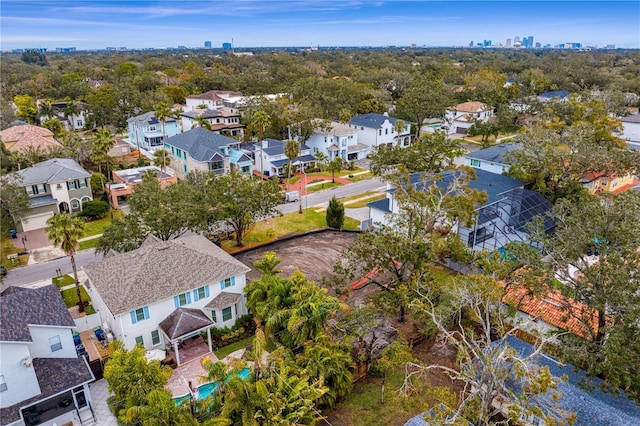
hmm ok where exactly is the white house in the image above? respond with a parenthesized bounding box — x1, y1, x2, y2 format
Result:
(250, 139, 316, 177)
(12, 159, 92, 232)
(367, 168, 553, 252)
(444, 102, 494, 135)
(304, 121, 368, 161)
(127, 111, 181, 152)
(0, 286, 95, 426)
(182, 90, 245, 138)
(619, 114, 640, 144)
(463, 142, 521, 175)
(185, 90, 244, 111)
(348, 112, 412, 149)
(83, 234, 251, 365)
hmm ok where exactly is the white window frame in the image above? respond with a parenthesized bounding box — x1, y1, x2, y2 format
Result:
(222, 306, 233, 322)
(50, 335, 62, 352)
(151, 330, 160, 346)
(0, 375, 7, 392)
(135, 335, 144, 346)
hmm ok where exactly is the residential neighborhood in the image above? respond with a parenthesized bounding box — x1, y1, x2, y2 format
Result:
(1, 44, 640, 426)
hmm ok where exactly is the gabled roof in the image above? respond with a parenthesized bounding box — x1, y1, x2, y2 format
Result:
(205, 291, 241, 310)
(16, 158, 91, 186)
(262, 139, 311, 157)
(349, 113, 405, 129)
(450, 101, 491, 113)
(164, 128, 238, 162)
(127, 111, 177, 126)
(499, 336, 640, 425)
(465, 142, 521, 164)
(83, 234, 250, 315)
(0, 124, 62, 154)
(187, 90, 243, 101)
(0, 285, 76, 342)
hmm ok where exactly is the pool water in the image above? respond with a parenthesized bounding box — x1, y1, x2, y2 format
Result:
(174, 367, 251, 404)
(426, 123, 442, 129)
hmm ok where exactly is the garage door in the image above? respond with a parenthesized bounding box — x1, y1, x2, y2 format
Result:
(21, 212, 54, 232)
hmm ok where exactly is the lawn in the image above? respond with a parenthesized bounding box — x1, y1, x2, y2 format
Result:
(81, 210, 123, 238)
(0, 237, 29, 270)
(214, 336, 254, 359)
(342, 192, 386, 209)
(78, 237, 100, 251)
(52, 274, 75, 289)
(306, 181, 342, 193)
(326, 368, 443, 426)
(61, 286, 96, 315)
(221, 209, 360, 253)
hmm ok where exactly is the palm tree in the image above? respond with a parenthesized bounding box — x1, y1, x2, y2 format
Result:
(90, 129, 115, 192)
(172, 107, 185, 132)
(200, 358, 228, 394)
(327, 157, 343, 183)
(314, 151, 328, 172)
(63, 102, 80, 128)
(393, 119, 407, 142)
(284, 139, 300, 183)
(154, 101, 172, 147)
(124, 389, 198, 425)
(38, 99, 56, 123)
(153, 148, 171, 175)
(45, 214, 86, 313)
(194, 115, 212, 130)
(251, 110, 270, 174)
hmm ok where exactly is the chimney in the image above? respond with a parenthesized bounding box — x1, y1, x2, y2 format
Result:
(383, 112, 389, 117)
(262, 139, 269, 148)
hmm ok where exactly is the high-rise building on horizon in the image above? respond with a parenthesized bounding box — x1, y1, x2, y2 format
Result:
(222, 42, 232, 50)
(514, 36, 520, 44)
(506, 38, 511, 47)
(204, 41, 212, 48)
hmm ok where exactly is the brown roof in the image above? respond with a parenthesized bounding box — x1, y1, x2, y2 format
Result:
(205, 291, 241, 310)
(187, 90, 243, 101)
(83, 234, 250, 315)
(0, 124, 62, 154)
(159, 307, 213, 340)
(502, 284, 602, 340)
(451, 101, 490, 113)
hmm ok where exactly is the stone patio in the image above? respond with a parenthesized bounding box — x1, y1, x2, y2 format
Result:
(166, 353, 217, 398)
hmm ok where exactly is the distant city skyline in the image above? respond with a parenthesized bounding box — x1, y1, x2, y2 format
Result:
(1, 1, 638, 51)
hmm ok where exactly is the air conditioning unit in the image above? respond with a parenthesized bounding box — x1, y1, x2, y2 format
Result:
(22, 357, 33, 367)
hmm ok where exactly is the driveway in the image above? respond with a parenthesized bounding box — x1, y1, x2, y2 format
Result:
(10, 228, 52, 251)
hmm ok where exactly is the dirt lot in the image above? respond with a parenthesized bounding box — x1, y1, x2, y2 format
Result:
(233, 230, 358, 286)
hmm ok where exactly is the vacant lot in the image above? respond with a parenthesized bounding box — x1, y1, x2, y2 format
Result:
(233, 230, 358, 284)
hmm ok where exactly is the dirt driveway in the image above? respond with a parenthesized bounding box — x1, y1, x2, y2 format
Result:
(233, 230, 358, 286)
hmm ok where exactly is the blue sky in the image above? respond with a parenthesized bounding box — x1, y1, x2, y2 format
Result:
(1, 1, 638, 50)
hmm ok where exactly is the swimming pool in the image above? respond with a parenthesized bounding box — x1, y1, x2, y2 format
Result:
(174, 367, 251, 404)
(426, 123, 441, 129)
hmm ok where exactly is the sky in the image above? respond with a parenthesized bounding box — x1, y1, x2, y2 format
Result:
(1, 1, 639, 51)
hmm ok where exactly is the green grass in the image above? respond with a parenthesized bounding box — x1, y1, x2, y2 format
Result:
(79, 237, 100, 251)
(343, 194, 385, 209)
(306, 182, 343, 193)
(60, 286, 96, 315)
(80, 210, 123, 238)
(214, 336, 254, 359)
(347, 171, 373, 182)
(327, 368, 440, 426)
(0, 237, 28, 270)
(52, 274, 75, 289)
(221, 209, 359, 252)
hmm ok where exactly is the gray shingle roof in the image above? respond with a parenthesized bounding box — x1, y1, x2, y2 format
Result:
(159, 307, 213, 340)
(464, 142, 521, 164)
(0, 357, 94, 425)
(205, 291, 241, 310)
(164, 128, 238, 162)
(349, 113, 404, 129)
(127, 111, 177, 126)
(16, 158, 90, 186)
(502, 336, 640, 425)
(83, 234, 250, 315)
(0, 285, 76, 342)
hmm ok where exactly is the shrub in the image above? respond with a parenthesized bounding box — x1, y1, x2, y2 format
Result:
(80, 200, 110, 219)
(326, 196, 345, 229)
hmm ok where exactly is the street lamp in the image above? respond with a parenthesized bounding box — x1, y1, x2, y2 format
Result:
(299, 165, 305, 214)
(21, 237, 27, 251)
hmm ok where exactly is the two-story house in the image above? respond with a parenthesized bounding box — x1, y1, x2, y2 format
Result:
(304, 121, 368, 161)
(444, 101, 494, 135)
(367, 168, 553, 252)
(36, 100, 87, 131)
(464, 142, 520, 175)
(13, 159, 92, 232)
(0, 286, 95, 426)
(348, 113, 412, 149)
(184, 90, 244, 111)
(163, 128, 253, 180)
(251, 139, 316, 177)
(579, 171, 640, 195)
(182, 90, 245, 138)
(127, 111, 181, 152)
(83, 235, 250, 366)
(106, 166, 178, 209)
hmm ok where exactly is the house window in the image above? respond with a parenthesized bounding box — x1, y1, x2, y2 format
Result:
(193, 285, 210, 301)
(378, 129, 382, 135)
(385, 128, 388, 135)
(27, 183, 46, 195)
(220, 277, 235, 290)
(151, 330, 160, 346)
(49, 335, 62, 352)
(79, 179, 87, 188)
(211, 310, 217, 323)
(177, 293, 189, 306)
(0, 375, 6, 392)
(70, 199, 80, 210)
(176, 148, 182, 158)
(183, 164, 187, 174)
(81, 196, 91, 204)
(222, 306, 233, 322)
(135, 336, 144, 346)
(130, 306, 150, 324)
(471, 159, 481, 167)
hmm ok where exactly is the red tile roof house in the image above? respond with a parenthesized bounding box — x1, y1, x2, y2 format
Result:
(0, 124, 62, 156)
(83, 234, 250, 366)
(0, 286, 95, 426)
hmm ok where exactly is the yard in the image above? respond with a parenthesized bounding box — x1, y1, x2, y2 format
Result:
(0, 237, 28, 270)
(61, 286, 96, 315)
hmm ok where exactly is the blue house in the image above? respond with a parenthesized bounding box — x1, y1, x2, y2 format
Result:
(127, 111, 181, 152)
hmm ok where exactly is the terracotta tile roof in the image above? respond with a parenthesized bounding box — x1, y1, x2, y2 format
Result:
(0, 124, 62, 154)
(501, 283, 601, 340)
(83, 234, 250, 315)
(610, 176, 640, 194)
(451, 101, 490, 113)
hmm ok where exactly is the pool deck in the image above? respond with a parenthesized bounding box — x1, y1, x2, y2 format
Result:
(166, 353, 216, 398)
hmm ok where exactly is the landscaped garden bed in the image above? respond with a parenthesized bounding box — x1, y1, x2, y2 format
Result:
(61, 286, 96, 315)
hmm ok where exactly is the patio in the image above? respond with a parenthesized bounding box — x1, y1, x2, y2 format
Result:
(166, 351, 217, 398)
(166, 334, 212, 366)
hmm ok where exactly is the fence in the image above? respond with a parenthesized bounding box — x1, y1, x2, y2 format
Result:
(74, 312, 102, 332)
